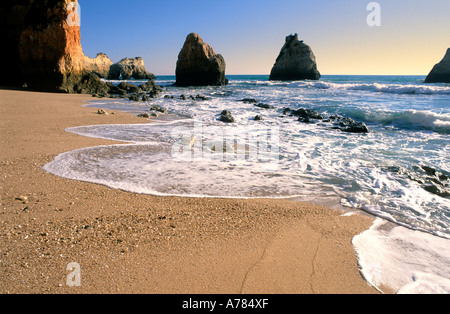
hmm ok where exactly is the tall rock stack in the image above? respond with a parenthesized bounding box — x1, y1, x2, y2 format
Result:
(175, 33, 228, 87)
(425, 48, 450, 83)
(270, 34, 321, 81)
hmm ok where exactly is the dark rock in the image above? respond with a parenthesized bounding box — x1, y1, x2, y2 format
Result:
(270, 34, 321, 81)
(150, 105, 168, 114)
(421, 165, 437, 176)
(423, 183, 450, 198)
(291, 108, 323, 120)
(118, 82, 141, 94)
(254, 115, 264, 121)
(335, 117, 369, 133)
(219, 110, 235, 123)
(175, 33, 228, 86)
(241, 98, 258, 104)
(139, 80, 155, 92)
(282, 108, 291, 115)
(74, 73, 110, 96)
(425, 48, 450, 83)
(298, 117, 312, 123)
(254, 103, 275, 109)
(195, 94, 209, 101)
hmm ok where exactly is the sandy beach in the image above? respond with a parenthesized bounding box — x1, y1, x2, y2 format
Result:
(0, 88, 384, 294)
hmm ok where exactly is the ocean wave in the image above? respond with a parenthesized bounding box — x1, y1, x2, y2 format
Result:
(353, 109, 450, 134)
(288, 81, 450, 95)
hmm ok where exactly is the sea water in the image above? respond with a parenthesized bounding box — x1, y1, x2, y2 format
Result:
(43, 75, 450, 293)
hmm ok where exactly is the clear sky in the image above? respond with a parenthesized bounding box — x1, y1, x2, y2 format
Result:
(79, 0, 450, 76)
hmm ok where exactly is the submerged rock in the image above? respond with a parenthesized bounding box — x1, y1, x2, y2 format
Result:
(175, 33, 228, 87)
(270, 34, 321, 81)
(150, 105, 168, 114)
(254, 103, 275, 109)
(254, 115, 264, 121)
(334, 117, 369, 133)
(425, 48, 450, 83)
(219, 110, 235, 123)
(240, 98, 258, 104)
(284, 107, 369, 133)
(291, 108, 324, 120)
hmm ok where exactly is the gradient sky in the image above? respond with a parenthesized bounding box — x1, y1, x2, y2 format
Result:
(80, 0, 450, 75)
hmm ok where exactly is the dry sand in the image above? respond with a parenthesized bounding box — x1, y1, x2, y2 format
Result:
(0, 88, 384, 294)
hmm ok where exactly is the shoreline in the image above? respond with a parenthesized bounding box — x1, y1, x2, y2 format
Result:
(0, 88, 386, 294)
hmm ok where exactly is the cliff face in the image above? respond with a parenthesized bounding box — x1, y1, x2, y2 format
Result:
(16, 0, 87, 92)
(0, 0, 32, 86)
(0, 0, 113, 92)
(175, 33, 228, 87)
(425, 48, 450, 83)
(270, 34, 321, 81)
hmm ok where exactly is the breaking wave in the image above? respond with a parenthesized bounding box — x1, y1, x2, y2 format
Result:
(289, 81, 450, 95)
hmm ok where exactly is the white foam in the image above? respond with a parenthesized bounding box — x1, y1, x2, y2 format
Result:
(353, 218, 450, 294)
(289, 81, 450, 95)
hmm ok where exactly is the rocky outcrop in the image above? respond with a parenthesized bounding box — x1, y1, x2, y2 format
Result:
(425, 48, 450, 83)
(84, 53, 113, 78)
(270, 34, 321, 81)
(175, 33, 228, 87)
(0, 0, 160, 96)
(108, 57, 155, 80)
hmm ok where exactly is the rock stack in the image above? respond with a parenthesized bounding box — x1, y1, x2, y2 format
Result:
(270, 34, 321, 81)
(108, 57, 156, 80)
(175, 33, 228, 87)
(425, 48, 450, 83)
(84, 53, 114, 79)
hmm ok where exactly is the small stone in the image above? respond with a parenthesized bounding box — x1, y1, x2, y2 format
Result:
(97, 109, 108, 115)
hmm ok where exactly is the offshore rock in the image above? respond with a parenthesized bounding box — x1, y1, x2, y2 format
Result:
(84, 53, 113, 78)
(175, 33, 228, 87)
(425, 48, 450, 83)
(270, 34, 321, 81)
(108, 57, 156, 80)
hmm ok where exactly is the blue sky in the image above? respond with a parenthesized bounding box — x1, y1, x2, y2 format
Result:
(80, 0, 450, 75)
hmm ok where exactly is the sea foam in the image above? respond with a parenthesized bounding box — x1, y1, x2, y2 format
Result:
(353, 218, 450, 294)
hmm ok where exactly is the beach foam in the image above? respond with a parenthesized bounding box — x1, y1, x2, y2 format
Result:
(353, 218, 450, 294)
